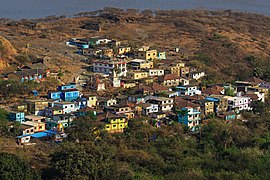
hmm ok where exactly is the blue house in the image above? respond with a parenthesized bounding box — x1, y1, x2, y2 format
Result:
(9, 112, 25, 123)
(48, 91, 61, 100)
(57, 83, 76, 91)
(177, 107, 201, 128)
(218, 111, 236, 121)
(61, 89, 80, 101)
(48, 83, 80, 102)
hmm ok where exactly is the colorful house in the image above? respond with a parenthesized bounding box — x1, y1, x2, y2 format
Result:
(218, 111, 236, 121)
(197, 99, 215, 117)
(178, 107, 201, 128)
(127, 71, 149, 80)
(7, 69, 50, 82)
(116, 46, 131, 54)
(9, 112, 25, 123)
(45, 106, 63, 117)
(103, 115, 128, 133)
(136, 49, 158, 60)
(128, 59, 154, 70)
(21, 121, 46, 133)
(48, 84, 80, 102)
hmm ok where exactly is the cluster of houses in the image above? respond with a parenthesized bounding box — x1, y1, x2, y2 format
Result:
(5, 36, 269, 145)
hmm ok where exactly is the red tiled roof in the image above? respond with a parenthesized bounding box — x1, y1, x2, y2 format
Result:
(163, 74, 181, 81)
(151, 82, 169, 92)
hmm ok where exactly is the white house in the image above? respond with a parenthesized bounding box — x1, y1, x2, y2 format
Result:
(226, 96, 252, 111)
(53, 102, 78, 114)
(93, 60, 127, 77)
(176, 85, 201, 96)
(189, 71, 205, 80)
(139, 103, 159, 115)
(146, 96, 174, 112)
(148, 69, 165, 77)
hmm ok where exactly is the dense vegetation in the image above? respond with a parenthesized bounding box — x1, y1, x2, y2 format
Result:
(35, 111, 270, 179)
(1, 106, 270, 179)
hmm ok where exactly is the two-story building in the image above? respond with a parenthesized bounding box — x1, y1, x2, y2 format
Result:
(101, 114, 128, 133)
(136, 49, 157, 60)
(146, 96, 174, 112)
(177, 107, 201, 128)
(128, 59, 154, 70)
(225, 96, 252, 112)
(93, 60, 127, 77)
(176, 85, 201, 96)
(197, 99, 215, 117)
(26, 99, 49, 116)
(48, 83, 80, 102)
(116, 46, 131, 54)
(9, 112, 25, 123)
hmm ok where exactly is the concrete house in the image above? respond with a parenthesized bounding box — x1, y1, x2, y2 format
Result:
(93, 60, 127, 77)
(26, 99, 49, 116)
(177, 107, 201, 128)
(146, 96, 174, 112)
(189, 71, 205, 80)
(128, 59, 154, 70)
(148, 69, 164, 77)
(176, 85, 201, 96)
(9, 112, 25, 123)
(138, 103, 159, 115)
(197, 99, 215, 117)
(225, 96, 252, 112)
(127, 71, 148, 80)
(159, 74, 189, 87)
(116, 46, 131, 54)
(136, 49, 158, 60)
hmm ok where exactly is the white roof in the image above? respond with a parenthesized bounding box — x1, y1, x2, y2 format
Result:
(130, 59, 146, 63)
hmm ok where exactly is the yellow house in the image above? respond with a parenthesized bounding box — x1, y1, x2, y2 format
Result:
(158, 61, 185, 76)
(22, 121, 46, 133)
(198, 99, 215, 116)
(116, 46, 131, 54)
(105, 116, 128, 133)
(137, 49, 158, 60)
(127, 71, 148, 80)
(14, 104, 28, 113)
(101, 47, 114, 57)
(123, 82, 136, 89)
(152, 112, 166, 119)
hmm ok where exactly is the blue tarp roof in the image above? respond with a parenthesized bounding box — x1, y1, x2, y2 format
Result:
(205, 97, 219, 102)
(17, 130, 58, 139)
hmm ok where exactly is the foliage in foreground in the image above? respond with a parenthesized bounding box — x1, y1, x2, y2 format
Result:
(40, 113, 270, 179)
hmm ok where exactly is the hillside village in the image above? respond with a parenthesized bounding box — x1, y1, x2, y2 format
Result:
(2, 35, 268, 145)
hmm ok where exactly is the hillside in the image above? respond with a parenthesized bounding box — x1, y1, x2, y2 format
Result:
(0, 9, 270, 82)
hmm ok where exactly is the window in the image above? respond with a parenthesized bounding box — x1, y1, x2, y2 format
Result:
(113, 125, 116, 127)
(71, 105, 73, 107)
(39, 126, 43, 129)
(31, 129, 34, 132)
(106, 125, 110, 128)
(65, 106, 67, 108)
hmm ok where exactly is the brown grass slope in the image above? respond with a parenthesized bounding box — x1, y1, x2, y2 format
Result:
(0, 9, 269, 82)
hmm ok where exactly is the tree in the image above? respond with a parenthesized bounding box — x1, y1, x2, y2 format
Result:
(0, 152, 41, 180)
(49, 142, 115, 179)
